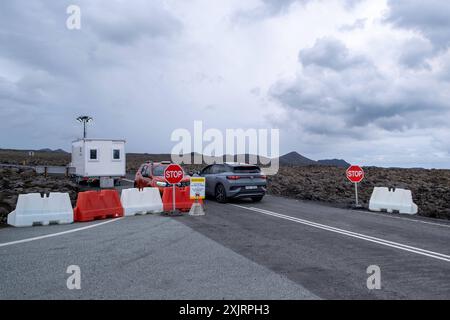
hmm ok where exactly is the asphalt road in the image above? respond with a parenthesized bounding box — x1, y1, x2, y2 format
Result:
(0, 183, 449, 299)
(181, 196, 450, 299)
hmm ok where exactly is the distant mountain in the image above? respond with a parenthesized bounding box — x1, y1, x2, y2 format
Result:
(279, 152, 316, 166)
(278, 152, 350, 168)
(317, 159, 350, 168)
(53, 149, 69, 153)
(36, 148, 68, 153)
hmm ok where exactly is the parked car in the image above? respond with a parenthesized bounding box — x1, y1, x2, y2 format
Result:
(134, 161, 190, 194)
(199, 163, 267, 203)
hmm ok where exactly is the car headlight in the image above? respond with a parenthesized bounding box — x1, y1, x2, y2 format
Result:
(156, 181, 168, 187)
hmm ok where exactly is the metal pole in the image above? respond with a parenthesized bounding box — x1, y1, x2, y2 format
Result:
(355, 182, 359, 206)
(172, 184, 176, 212)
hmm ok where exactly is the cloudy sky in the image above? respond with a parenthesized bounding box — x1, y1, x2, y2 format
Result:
(1, 0, 450, 168)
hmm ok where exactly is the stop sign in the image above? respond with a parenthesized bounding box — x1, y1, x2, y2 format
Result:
(164, 164, 184, 184)
(346, 165, 364, 183)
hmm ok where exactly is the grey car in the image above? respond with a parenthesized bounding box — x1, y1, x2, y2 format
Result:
(199, 163, 267, 203)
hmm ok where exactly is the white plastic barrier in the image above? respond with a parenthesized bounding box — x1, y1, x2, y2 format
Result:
(369, 187, 418, 215)
(7, 193, 74, 227)
(121, 187, 163, 216)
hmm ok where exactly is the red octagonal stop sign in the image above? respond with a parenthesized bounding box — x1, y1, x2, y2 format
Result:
(164, 164, 184, 184)
(346, 165, 364, 183)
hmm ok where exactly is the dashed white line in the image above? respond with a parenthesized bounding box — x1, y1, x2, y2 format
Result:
(232, 204, 450, 263)
(0, 218, 124, 248)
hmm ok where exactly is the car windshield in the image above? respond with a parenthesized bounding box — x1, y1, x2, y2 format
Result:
(232, 166, 261, 173)
(152, 165, 167, 176)
(152, 165, 186, 176)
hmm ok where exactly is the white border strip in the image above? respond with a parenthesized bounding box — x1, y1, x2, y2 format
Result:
(0, 218, 123, 248)
(232, 205, 450, 263)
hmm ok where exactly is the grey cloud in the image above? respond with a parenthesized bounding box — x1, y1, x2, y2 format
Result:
(272, 38, 450, 137)
(250, 87, 261, 96)
(385, 0, 450, 50)
(438, 58, 450, 82)
(339, 18, 366, 32)
(261, 0, 363, 13)
(342, 0, 364, 9)
(0, 0, 184, 150)
(0, 71, 56, 106)
(1, 0, 449, 168)
(299, 37, 368, 70)
(86, 2, 182, 45)
(398, 37, 433, 69)
(234, 0, 305, 20)
(261, 0, 300, 15)
(0, 0, 181, 77)
(0, 1, 86, 77)
(239, 0, 364, 20)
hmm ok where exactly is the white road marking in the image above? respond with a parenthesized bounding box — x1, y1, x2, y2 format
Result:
(232, 204, 450, 263)
(282, 196, 450, 228)
(0, 218, 124, 248)
(355, 210, 450, 228)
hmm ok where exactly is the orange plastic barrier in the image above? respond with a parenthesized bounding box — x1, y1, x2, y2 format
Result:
(162, 186, 203, 212)
(74, 190, 124, 222)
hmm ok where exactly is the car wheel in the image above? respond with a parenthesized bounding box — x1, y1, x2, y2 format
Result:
(215, 184, 228, 203)
(251, 196, 264, 202)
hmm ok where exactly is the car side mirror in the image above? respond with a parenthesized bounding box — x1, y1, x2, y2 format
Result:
(190, 171, 200, 177)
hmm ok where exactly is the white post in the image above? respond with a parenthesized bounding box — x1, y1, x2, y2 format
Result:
(355, 182, 359, 207)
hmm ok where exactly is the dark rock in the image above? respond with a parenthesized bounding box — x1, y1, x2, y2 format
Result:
(0, 168, 79, 224)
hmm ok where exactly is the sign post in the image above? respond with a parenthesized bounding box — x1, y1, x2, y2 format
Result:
(164, 164, 184, 213)
(346, 165, 365, 207)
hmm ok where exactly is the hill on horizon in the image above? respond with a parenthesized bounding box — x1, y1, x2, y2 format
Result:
(0, 148, 349, 168)
(279, 151, 350, 168)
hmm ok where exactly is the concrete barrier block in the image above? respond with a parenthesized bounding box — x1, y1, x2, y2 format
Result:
(162, 186, 202, 212)
(7, 193, 74, 227)
(121, 188, 163, 216)
(369, 187, 418, 215)
(74, 190, 123, 222)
